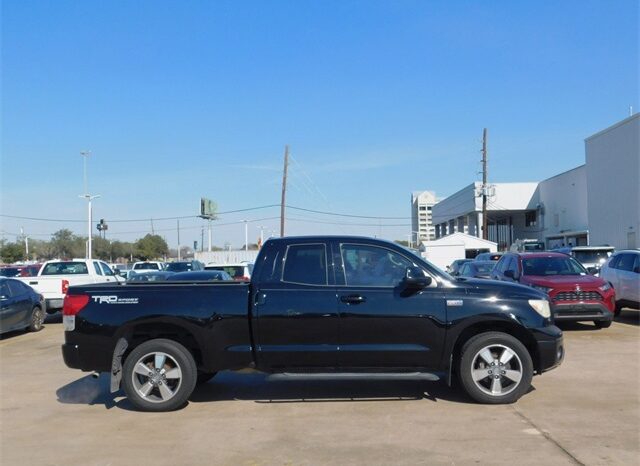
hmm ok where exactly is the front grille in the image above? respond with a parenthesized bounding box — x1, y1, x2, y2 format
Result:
(554, 291, 602, 302)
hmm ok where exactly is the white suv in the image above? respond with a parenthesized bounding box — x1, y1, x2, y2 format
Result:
(600, 250, 640, 315)
(204, 262, 253, 281)
(131, 261, 165, 274)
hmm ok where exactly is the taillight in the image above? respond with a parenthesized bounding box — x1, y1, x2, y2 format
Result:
(62, 294, 90, 316)
(61, 279, 70, 294)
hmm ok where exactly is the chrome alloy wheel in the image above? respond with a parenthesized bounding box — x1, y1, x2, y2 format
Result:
(470, 344, 523, 397)
(131, 352, 183, 403)
(31, 307, 45, 330)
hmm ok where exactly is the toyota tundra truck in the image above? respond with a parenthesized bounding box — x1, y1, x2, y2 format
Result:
(62, 236, 564, 412)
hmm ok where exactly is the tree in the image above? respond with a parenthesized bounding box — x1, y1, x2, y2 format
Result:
(50, 229, 85, 259)
(135, 234, 168, 260)
(0, 242, 25, 263)
(395, 240, 410, 247)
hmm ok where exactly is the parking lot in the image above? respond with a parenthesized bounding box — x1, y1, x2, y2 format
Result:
(0, 312, 638, 466)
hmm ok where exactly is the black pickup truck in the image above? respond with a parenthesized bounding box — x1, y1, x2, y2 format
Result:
(62, 236, 563, 411)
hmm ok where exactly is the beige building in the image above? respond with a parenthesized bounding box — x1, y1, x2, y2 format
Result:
(411, 191, 437, 244)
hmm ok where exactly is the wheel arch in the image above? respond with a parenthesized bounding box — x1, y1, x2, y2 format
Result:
(449, 320, 541, 375)
(116, 319, 207, 370)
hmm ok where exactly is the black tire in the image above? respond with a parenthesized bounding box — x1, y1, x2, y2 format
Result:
(196, 371, 217, 385)
(122, 339, 197, 412)
(614, 302, 623, 317)
(28, 306, 45, 332)
(594, 320, 612, 329)
(457, 332, 533, 404)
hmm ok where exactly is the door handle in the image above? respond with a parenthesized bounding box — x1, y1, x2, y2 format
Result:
(340, 294, 367, 305)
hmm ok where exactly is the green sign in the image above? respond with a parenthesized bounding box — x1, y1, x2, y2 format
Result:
(200, 198, 217, 219)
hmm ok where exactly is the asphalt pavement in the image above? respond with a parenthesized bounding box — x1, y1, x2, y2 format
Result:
(1, 311, 638, 465)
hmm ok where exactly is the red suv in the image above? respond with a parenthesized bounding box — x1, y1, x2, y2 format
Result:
(491, 252, 615, 328)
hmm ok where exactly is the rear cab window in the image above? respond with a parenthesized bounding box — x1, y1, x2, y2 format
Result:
(281, 244, 328, 286)
(41, 262, 89, 275)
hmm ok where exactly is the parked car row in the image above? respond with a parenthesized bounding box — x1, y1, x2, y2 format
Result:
(446, 247, 639, 327)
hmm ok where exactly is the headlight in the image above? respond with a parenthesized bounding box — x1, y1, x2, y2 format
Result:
(531, 285, 553, 295)
(528, 299, 551, 318)
(599, 283, 611, 292)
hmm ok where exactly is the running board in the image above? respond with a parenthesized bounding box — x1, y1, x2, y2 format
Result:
(268, 372, 440, 381)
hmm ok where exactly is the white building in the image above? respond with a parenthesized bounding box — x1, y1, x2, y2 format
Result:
(585, 113, 639, 250)
(411, 191, 437, 243)
(428, 113, 639, 251)
(532, 165, 589, 248)
(431, 182, 539, 250)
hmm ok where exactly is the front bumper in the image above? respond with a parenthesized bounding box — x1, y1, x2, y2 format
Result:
(531, 325, 564, 374)
(552, 303, 614, 322)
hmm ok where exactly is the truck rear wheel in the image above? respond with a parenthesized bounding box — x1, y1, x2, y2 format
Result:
(457, 332, 533, 404)
(122, 339, 197, 412)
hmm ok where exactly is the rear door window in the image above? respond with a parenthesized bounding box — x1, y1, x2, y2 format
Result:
(282, 244, 328, 286)
(617, 253, 636, 272)
(0, 282, 11, 298)
(7, 280, 26, 297)
(93, 262, 103, 275)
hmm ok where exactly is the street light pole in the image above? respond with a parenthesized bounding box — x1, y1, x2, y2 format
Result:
(79, 151, 99, 260)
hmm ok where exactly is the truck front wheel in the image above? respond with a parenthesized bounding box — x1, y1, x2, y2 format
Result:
(457, 332, 533, 404)
(122, 339, 197, 412)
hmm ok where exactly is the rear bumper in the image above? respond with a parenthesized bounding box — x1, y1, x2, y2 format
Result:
(531, 326, 564, 374)
(46, 298, 64, 312)
(552, 303, 614, 322)
(61, 343, 82, 370)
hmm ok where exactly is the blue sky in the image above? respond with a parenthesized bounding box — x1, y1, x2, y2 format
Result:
(2, 0, 638, 248)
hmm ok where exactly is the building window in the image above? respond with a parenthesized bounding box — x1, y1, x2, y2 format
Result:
(525, 211, 537, 227)
(419, 206, 427, 211)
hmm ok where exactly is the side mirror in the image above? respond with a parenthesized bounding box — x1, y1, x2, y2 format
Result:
(634, 267, 640, 274)
(504, 270, 519, 281)
(402, 267, 432, 290)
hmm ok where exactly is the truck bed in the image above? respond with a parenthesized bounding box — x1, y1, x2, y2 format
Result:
(63, 281, 254, 373)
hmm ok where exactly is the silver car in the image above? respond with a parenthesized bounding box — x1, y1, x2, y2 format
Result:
(600, 250, 640, 315)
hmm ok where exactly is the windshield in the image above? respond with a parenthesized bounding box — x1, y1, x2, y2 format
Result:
(474, 263, 495, 274)
(573, 250, 612, 264)
(133, 263, 160, 270)
(166, 262, 191, 272)
(522, 257, 587, 276)
(523, 242, 545, 251)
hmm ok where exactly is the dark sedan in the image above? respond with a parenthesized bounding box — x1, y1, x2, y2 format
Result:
(458, 260, 496, 279)
(0, 277, 46, 335)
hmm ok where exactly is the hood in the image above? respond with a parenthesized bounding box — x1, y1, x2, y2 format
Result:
(522, 274, 605, 288)
(453, 278, 546, 300)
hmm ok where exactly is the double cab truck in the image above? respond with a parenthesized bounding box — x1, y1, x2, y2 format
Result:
(62, 236, 564, 412)
(19, 259, 123, 313)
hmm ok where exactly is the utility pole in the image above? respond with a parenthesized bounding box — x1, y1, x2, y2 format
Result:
(177, 219, 181, 261)
(151, 218, 155, 235)
(481, 128, 488, 240)
(20, 227, 29, 261)
(208, 220, 212, 252)
(280, 145, 289, 237)
(244, 220, 248, 251)
(258, 226, 264, 245)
